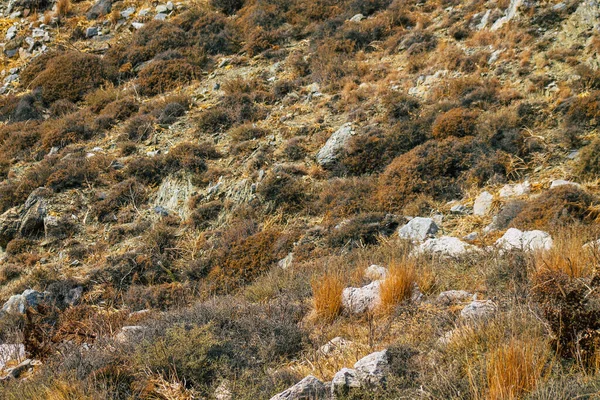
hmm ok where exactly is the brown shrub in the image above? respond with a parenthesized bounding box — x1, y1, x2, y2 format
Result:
(229, 124, 269, 142)
(95, 179, 147, 222)
(29, 52, 116, 104)
(564, 92, 600, 128)
(318, 177, 375, 219)
(126, 114, 156, 142)
(377, 137, 482, 211)
(311, 273, 343, 323)
(196, 108, 232, 133)
(575, 137, 600, 179)
(49, 99, 77, 118)
(95, 96, 140, 129)
(510, 186, 598, 230)
(189, 200, 223, 229)
(126, 156, 165, 185)
(164, 142, 209, 176)
(431, 107, 479, 139)
(327, 212, 398, 248)
(532, 270, 600, 369)
(257, 171, 307, 212)
(136, 60, 197, 96)
(45, 156, 99, 192)
(211, 0, 245, 15)
(209, 229, 284, 291)
(41, 110, 99, 150)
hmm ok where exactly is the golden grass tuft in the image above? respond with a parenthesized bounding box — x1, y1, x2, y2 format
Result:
(533, 229, 599, 278)
(485, 338, 547, 400)
(378, 258, 416, 314)
(55, 0, 71, 17)
(312, 273, 343, 323)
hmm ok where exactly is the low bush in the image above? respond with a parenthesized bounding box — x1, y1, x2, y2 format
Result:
(379, 258, 416, 314)
(575, 137, 600, 179)
(189, 200, 223, 229)
(41, 110, 99, 150)
(510, 186, 598, 230)
(125, 114, 155, 142)
(94, 179, 147, 222)
(229, 124, 269, 142)
(136, 60, 197, 96)
(431, 107, 479, 139)
(28, 52, 116, 104)
(377, 137, 484, 211)
(327, 212, 398, 248)
(257, 171, 307, 212)
(164, 142, 209, 175)
(211, 0, 245, 15)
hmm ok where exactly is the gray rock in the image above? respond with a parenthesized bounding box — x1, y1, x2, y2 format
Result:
(349, 13, 364, 22)
(398, 217, 438, 241)
(43, 216, 66, 240)
(450, 204, 469, 214)
(131, 22, 144, 29)
(473, 191, 493, 216)
(215, 380, 232, 400)
(342, 281, 381, 314)
(120, 6, 135, 18)
(269, 375, 328, 400)
(155, 4, 168, 13)
(86, 26, 98, 38)
(138, 8, 150, 16)
(320, 337, 351, 355)
(2, 289, 45, 314)
(3, 74, 18, 84)
(166, 1, 174, 11)
(331, 368, 361, 397)
(495, 228, 552, 252)
(354, 350, 389, 386)
(460, 300, 496, 320)
(491, 0, 524, 31)
(550, 179, 580, 189)
(19, 188, 47, 238)
(463, 232, 478, 241)
(115, 325, 146, 343)
(499, 181, 531, 198)
(277, 252, 294, 269)
(364, 264, 387, 281)
(86, 0, 112, 20)
(417, 236, 476, 257)
(0, 344, 25, 370)
(437, 290, 472, 305)
(316, 123, 354, 168)
(5, 26, 17, 41)
(65, 286, 83, 306)
(0, 207, 20, 248)
(31, 28, 45, 38)
(154, 12, 167, 20)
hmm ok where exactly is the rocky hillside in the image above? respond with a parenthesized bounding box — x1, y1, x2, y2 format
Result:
(1, 0, 600, 398)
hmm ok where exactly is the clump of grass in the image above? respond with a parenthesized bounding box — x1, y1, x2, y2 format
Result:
(485, 338, 547, 400)
(312, 273, 343, 323)
(533, 229, 598, 278)
(379, 258, 416, 314)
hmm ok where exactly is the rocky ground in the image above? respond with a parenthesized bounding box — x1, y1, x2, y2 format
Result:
(0, 0, 600, 399)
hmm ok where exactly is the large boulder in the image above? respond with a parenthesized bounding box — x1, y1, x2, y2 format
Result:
(417, 236, 476, 257)
(342, 281, 381, 314)
(316, 123, 354, 168)
(0, 208, 20, 248)
(2, 289, 45, 314)
(437, 290, 473, 305)
(331, 368, 361, 397)
(495, 228, 552, 252)
(269, 375, 328, 400)
(19, 188, 48, 238)
(398, 217, 438, 241)
(86, 0, 113, 19)
(499, 181, 531, 198)
(460, 300, 496, 320)
(354, 349, 389, 386)
(473, 191, 493, 216)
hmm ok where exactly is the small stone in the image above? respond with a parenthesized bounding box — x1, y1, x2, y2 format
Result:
(153, 206, 169, 216)
(342, 281, 381, 314)
(450, 204, 469, 214)
(3, 74, 18, 84)
(398, 217, 438, 241)
(86, 26, 98, 38)
(155, 4, 168, 13)
(320, 337, 351, 355)
(364, 264, 388, 281)
(331, 368, 361, 396)
(269, 375, 328, 400)
(277, 252, 293, 269)
(131, 22, 144, 29)
(349, 13, 365, 22)
(437, 290, 472, 305)
(5, 26, 17, 41)
(166, 1, 174, 11)
(495, 228, 552, 252)
(550, 179, 580, 189)
(316, 123, 354, 169)
(417, 236, 476, 257)
(499, 181, 531, 198)
(473, 191, 493, 216)
(463, 232, 478, 241)
(460, 300, 496, 320)
(120, 6, 135, 18)
(153, 13, 167, 20)
(138, 8, 150, 16)
(354, 349, 389, 386)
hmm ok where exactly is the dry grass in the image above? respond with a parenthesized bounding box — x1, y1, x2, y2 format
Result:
(533, 229, 599, 278)
(378, 258, 416, 314)
(312, 273, 344, 323)
(55, 0, 71, 17)
(485, 338, 547, 400)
